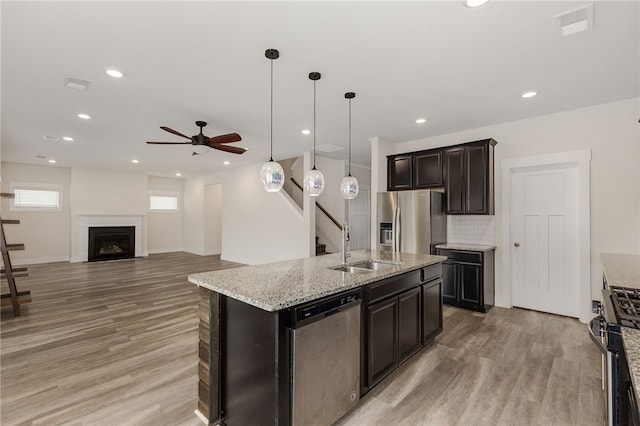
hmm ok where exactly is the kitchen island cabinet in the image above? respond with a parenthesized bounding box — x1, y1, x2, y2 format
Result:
(189, 250, 445, 426)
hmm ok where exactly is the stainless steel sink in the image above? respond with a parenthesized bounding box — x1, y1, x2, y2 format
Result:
(332, 265, 374, 274)
(351, 261, 396, 271)
(331, 260, 397, 274)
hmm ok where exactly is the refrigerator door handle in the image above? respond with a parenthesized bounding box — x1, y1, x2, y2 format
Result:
(394, 206, 401, 252)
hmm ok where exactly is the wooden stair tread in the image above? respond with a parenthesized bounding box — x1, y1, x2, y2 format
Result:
(0, 290, 31, 307)
(1, 219, 20, 225)
(0, 192, 15, 199)
(1, 266, 29, 279)
(6, 243, 25, 251)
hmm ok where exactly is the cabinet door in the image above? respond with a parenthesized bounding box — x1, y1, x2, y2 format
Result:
(413, 151, 443, 188)
(441, 261, 458, 304)
(398, 288, 422, 362)
(465, 144, 489, 214)
(460, 262, 482, 308)
(422, 279, 443, 343)
(387, 155, 413, 191)
(367, 297, 398, 386)
(444, 148, 465, 214)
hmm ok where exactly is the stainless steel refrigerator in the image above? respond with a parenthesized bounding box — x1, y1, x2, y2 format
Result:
(377, 189, 446, 254)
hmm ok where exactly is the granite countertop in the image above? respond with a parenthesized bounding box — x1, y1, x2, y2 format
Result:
(436, 243, 497, 252)
(188, 249, 446, 312)
(601, 253, 640, 290)
(622, 328, 640, 404)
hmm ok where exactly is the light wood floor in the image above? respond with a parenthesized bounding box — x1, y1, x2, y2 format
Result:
(1, 252, 604, 425)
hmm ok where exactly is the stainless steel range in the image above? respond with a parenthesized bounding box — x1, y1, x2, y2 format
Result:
(591, 285, 640, 426)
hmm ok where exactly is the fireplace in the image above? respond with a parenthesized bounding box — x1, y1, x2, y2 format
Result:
(88, 226, 135, 262)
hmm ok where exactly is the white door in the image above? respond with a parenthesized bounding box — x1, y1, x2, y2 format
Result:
(348, 186, 370, 250)
(511, 164, 579, 317)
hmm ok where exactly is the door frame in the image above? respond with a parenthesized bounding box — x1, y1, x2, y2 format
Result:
(501, 150, 591, 323)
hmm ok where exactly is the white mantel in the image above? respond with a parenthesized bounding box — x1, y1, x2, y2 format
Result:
(71, 215, 147, 263)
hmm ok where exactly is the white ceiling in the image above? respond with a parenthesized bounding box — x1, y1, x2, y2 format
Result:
(2, 1, 638, 179)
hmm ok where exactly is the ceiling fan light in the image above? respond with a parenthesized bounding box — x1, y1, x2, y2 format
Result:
(340, 175, 359, 199)
(260, 160, 285, 192)
(304, 168, 325, 197)
(192, 144, 210, 155)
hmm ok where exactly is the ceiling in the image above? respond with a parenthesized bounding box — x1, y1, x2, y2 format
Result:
(2, 1, 638, 179)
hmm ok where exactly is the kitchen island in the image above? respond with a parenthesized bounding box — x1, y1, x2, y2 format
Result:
(188, 249, 446, 426)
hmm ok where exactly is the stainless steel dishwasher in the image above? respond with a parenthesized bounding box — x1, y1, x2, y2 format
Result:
(289, 289, 361, 426)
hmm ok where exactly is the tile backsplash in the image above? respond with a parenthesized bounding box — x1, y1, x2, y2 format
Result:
(447, 216, 495, 245)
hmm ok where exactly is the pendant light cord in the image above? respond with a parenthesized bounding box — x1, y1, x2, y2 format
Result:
(313, 79, 317, 170)
(269, 58, 274, 162)
(348, 97, 352, 176)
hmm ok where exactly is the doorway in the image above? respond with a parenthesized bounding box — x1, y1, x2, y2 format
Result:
(501, 151, 591, 322)
(204, 184, 222, 255)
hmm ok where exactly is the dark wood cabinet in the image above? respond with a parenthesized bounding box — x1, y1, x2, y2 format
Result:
(387, 155, 412, 191)
(444, 139, 496, 215)
(413, 151, 443, 189)
(398, 287, 422, 362)
(387, 139, 496, 214)
(363, 264, 443, 391)
(422, 278, 442, 344)
(436, 248, 495, 313)
(366, 297, 398, 386)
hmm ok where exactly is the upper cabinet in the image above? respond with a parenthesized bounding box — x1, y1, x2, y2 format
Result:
(387, 138, 496, 215)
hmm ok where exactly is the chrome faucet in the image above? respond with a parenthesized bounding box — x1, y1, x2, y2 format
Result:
(341, 223, 351, 265)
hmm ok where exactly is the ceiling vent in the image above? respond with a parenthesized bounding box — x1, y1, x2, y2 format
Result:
(43, 135, 59, 142)
(64, 75, 92, 91)
(554, 3, 594, 37)
(315, 143, 344, 153)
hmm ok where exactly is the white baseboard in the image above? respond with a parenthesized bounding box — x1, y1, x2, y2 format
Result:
(147, 247, 184, 254)
(11, 256, 70, 266)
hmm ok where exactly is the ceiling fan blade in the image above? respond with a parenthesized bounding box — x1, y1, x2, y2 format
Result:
(146, 141, 192, 145)
(160, 126, 191, 140)
(212, 144, 247, 155)
(208, 133, 242, 145)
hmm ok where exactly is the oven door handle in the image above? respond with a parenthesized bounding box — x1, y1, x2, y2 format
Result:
(589, 316, 608, 355)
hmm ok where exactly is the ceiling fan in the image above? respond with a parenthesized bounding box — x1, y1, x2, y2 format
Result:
(146, 121, 246, 156)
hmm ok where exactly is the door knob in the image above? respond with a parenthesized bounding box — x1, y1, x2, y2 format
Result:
(514, 242, 520, 247)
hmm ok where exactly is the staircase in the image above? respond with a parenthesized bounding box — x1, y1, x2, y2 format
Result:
(316, 236, 327, 256)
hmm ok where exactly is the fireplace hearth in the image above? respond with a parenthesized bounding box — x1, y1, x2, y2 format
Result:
(88, 226, 135, 262)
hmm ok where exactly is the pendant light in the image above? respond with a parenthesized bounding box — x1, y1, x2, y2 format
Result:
(260, 49, 285, 192)
(340, 92, 359, 199)
(303, 72, 325, 197)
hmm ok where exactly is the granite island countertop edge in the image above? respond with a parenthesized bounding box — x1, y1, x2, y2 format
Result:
(188, 250, 446, 312)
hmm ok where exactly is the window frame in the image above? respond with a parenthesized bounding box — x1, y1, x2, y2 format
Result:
(149, 191, 180, 213)
(9, 181, 63, 212)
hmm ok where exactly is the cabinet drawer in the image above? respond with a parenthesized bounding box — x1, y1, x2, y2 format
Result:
(436, 249, 482, 264)
(366, 270, 421, 304)
(421, 263, 442, 283)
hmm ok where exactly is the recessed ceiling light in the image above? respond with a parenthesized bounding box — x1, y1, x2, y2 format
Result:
(301, 129, 311, 135)
(62, 136, 74, 142)
(77, 113, 91, 120)
(415, 118, 427, 124)
(48, 159, 56, 163)
(223, 161, 230, 165)
(521, 90, 538, 99)
(105, 68, 125, 78)
(462, 0, 489, 7)
(175, 172, 182, 177)
(131, 159, 139, 164)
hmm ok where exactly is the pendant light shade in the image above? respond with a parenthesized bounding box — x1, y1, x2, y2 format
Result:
(304, 72, 325, 197)
(260, 48, 285, 193)
(340, 92, 359, 199)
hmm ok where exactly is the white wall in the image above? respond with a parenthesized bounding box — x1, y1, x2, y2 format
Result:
(389, 97, 640, 309)
(1, 162, 71, 264)
(370, 137, 395, 251)
(147, 175, 185, 254)
(203, 184, 222, 255)
(184, 162, 308, 265)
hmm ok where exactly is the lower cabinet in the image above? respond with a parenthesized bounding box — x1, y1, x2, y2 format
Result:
(364, 265, 443, 391)
(437, 248, 494, 313)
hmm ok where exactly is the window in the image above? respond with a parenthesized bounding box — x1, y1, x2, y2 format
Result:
(149, 192, 179, 212)
(9, 182, 63, 211)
